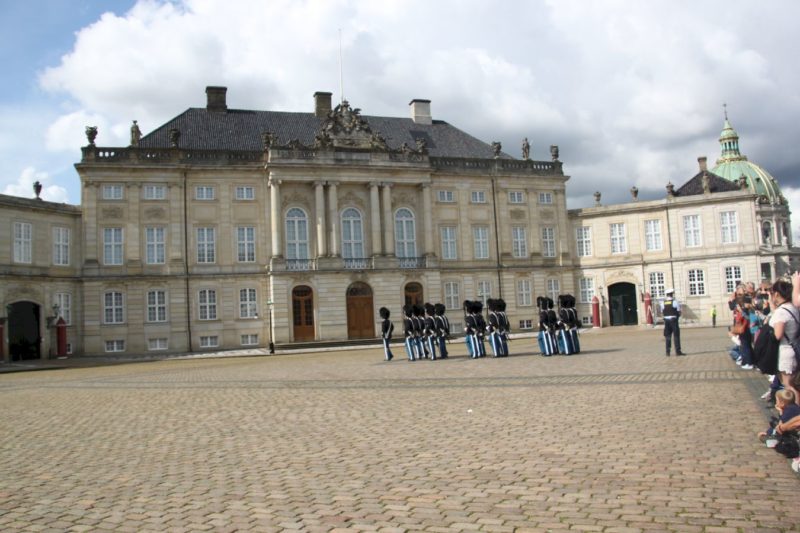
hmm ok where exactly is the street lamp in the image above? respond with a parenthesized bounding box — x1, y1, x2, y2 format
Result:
(267, 300, 275, 354)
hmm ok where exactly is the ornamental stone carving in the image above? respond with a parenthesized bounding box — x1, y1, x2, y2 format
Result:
(168, 128, 180, 148)
(281, 191, 311, 210)
(144, 207, 166, 219)
(85, 126, 98, 146)
(510, 209, 527, 220)
(341, 191, 365, 210)
(102, 207, 124, 219)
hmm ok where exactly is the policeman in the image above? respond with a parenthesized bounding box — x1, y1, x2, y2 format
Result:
(661, 288, 686, 356)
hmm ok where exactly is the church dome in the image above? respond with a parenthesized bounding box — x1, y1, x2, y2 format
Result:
(710, 116, 785, 204)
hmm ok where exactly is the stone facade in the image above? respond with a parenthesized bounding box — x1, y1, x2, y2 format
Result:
(1, 87, 797, 359)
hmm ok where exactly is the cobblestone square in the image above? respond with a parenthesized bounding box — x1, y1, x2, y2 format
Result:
(1, 327, 798, 532)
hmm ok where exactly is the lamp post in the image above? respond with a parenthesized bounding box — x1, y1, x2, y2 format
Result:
(267, 300, 275, 354)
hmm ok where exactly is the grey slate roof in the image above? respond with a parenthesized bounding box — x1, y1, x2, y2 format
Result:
(674, 171, 741, 196)
(138, 108, 511, 159)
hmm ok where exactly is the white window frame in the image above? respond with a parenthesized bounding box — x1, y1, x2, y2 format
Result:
(54, 292, 72, 325)
(476, 280, 491, 308)
(473, 226, 489, 259)
(519, 319, 533, 329)
(508, 191, 524, 204)
(610, 223, 627, 254)
(235, 186, 255, 200)
(341, 208, 364, 259)
(200, 335, 218, 348)
(512, 227, 528, 258)
(236, 226, 256, 263)
(541, 226, 556, 258)
(648, 272, 665, 298)
(239, 288, 258, 319)
(53, 226, 70, 266)
(241, 334, 259, 346)
(688, 269, 706, 296)
(103, 227, 124, 266)
(683, 215, 702, 248)
(102, 185, 124, 200)
(105, 340, 125, 352)
(143, 185, 166, 200)
(13, 222, 32, 264)
(538, 192, 553, 204)
(198, 289, 217, 320)
(394, 208, 417, 258)
(470, 190, 487, 204)
(103, 291, 125, 324)
(286, 208, 310, 260)
(579, 278, 595, 303)
(148, 338, 168, 351)
(576, 226, 592, 258)
(196, 227, 216, 263)
(517, 279, 532, 307)
(720, 211, 739, 244)
(547, 279, 560, 302)
(725, 266, 743, 294)
(437, 190, 455, 203)
(440, 226, 457, 260)
(444, 281, 460, 310)
(146, 290, 168, 323)
(145, 226, 166, 265)
(644, 219, 663, 252)
(195, 186, 215, 200)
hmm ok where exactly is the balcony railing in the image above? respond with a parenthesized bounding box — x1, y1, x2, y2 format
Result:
(343, 257, 372, 269)
(286, 259, 316, 271)
(398, 256, 426, 269)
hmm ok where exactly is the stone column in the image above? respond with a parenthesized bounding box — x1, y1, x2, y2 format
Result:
(381, 183, 394, 256)
(269, 178, 282, 257)
(327, 181, 339, 256)
(421, 183, 433, 255)
(314, 181, 326, 257)
(369, 182, 381, 255)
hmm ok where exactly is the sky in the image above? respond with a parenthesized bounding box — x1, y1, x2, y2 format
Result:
(2, 0, 800, 230)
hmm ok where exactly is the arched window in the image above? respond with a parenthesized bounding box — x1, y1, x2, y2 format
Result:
(762, 221, 772, 245)
(341, 208, 364, 259)
(394, 208, 416, 258)
(285, 208, 309, 259)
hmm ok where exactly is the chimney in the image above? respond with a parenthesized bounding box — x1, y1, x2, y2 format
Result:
(314, 92, 332, 118)
(698, 156, 707, 172)
(206, 86, 227, 112)
(409, 99, 432, 125)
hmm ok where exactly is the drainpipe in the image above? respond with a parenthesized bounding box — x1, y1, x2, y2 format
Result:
(183, 171, 193, 352)
(491, 168, 503, 299)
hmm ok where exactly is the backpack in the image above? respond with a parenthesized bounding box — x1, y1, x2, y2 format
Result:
(752, 322, 779, 375)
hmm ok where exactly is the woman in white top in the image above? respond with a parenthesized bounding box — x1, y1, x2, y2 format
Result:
(769, 279, 799, 402)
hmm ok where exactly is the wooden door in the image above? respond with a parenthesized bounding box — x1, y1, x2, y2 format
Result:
(404, 282, 423, 308)
(347, 283, 374, 339)
(292, 286, 315, 341)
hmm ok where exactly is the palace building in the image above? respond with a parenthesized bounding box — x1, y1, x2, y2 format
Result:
(1, 87, 797, 359)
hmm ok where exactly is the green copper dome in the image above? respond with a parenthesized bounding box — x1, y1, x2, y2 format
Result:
(710, 117, 785, 204)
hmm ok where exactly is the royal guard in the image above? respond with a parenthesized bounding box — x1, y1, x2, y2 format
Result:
(537, 297, 557, 356)
(473, 300, 487, 357)
(497, 298, 510, 356)
(379, 307, 394, 361)
(463, 300, 475, 357)
(557, 295, 575, 355)
(424, 303, 438, 360)
(403, 305, 416, 361)
(412, 305, 427, 359)
(487, 298, 501, 357)
(565, 294, 581, 353)
(434, 303, 450, 358)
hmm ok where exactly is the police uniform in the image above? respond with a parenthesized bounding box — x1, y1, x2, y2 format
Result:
(661, 289, 685, 356)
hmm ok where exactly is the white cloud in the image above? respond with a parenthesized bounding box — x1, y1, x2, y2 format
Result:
(3, 167, 70, 203)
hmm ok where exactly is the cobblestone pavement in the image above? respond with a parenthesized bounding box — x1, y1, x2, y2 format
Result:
(1, 327, 799, 532)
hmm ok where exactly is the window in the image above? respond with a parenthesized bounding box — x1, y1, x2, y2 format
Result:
(13, 222, 32, 263)
(104, 291, 124, 324)
(517, 279, 532, 307)
(235, 186, 255, 200)
(146, 290, 167, 322)
(576, 226, 592, 257)
(470, 191, 486, 203)
(395, 208, 417, 258)
(437, 190, 455, 203)
(54, 292, 72, 325)
(512, 227, 528, 258)
(200, 336, 218, 348)
(241, 334, 259, 346)
(649, 272, 665, 298)
(683, 215, 701, 247)
(582, 316, 592, 326)
(762, 221, 773, 245)
(538, 192, 553, 204)
(519, 319, 533, 329)
(610, 223, 627, 254)
(508, 191, 524, 204)
(195, 186, 215, 200)
(103, 227, 124, 265)
(148, 338, 168, 351)
(196, 227, 216, 263)
(286, 208, 309, 260)
(541, 227, 556, 258)
(105, 340, 125, 352)
(102, 185, 123, 200)
(145, 227, 165, 264)
(236, 226, 256, 263)
(473, 226, 489, 259)
(444, 281, 460, 310)
(53, 227, 70, 266)
(240, 288, 258, 319)
(341, 208, 364, 259)
(547, 279, 560, 302)
(198, 289, 217, 320)
(579, 278, 595, 303)
(725, 266, 743, 294)
(143, 185, 166, 200)
(477, 280, 491, 308)
(644, 220, 662, 251)
(440, 226, 457, 260)
(720, 211, 739, 244)
(688, 269, 706, 296)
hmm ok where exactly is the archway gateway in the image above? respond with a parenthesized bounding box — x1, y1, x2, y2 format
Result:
(346, 282, 374, 339)
(8, 301, 41, 361)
